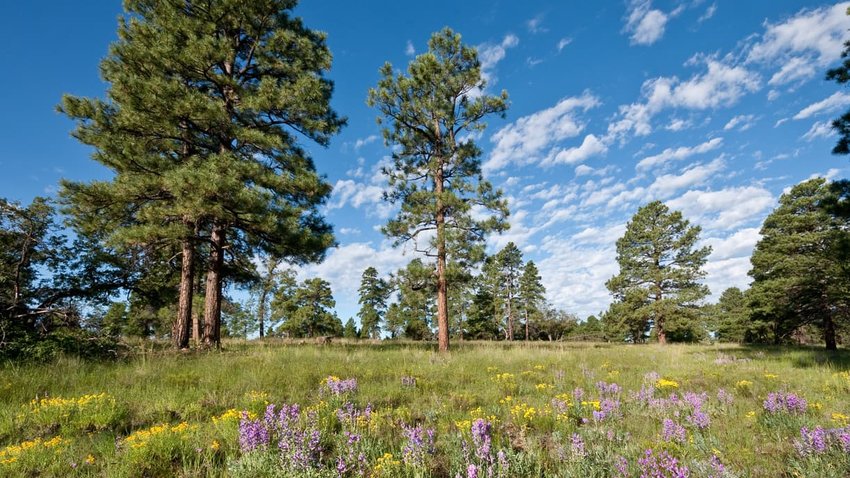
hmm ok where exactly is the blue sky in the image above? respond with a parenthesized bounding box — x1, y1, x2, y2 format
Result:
(2, 1, 849, 322)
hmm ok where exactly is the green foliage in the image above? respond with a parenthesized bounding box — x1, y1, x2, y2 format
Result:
(706, 287, 750, 343)
(388, 259, 435, 340)
(606, 201, 711, 343)
(826, 7, 850, 155)
(368, 27, 510, 350)
(749, 178, 850, 349)
(357, 267, 390, 339)
(60, 0, 343, 348)
(343, 318, 359, 339)
(518, 260, 546, 340)
(275, 278, 341, 338)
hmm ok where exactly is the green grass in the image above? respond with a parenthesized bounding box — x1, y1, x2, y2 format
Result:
(1, 341, 849, 477)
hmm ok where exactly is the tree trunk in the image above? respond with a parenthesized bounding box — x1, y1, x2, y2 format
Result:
(203, 223, 225, 348)
(824, 314, 837, 351)
(258, 288, 267, 339)
(525, 309, 529, 341)
(655, 291, 666, 344)
(172, 231, 195, 349)
(506, 290, 513, 341)
(192, 266, 202, 345)
(435, 164, 449, 353)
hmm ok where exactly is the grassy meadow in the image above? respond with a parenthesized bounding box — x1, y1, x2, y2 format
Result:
(1, 341, 849, 477)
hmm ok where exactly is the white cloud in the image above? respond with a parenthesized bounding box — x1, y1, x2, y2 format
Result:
(354, 134, 379, 151)
(703, 227, 761, 261)
(339, 227, 361, 235)
(608, 58, 759, 138)
(747, 3, 850, 85)
(478, 34, 520, 88)
(646, 157, 726, 199)
(543, 134, 608, 166)
(527, 14, 547, 34)
(666, 186, 774, 230)
(557, 37, 572, 52)
(636, 137, 723, 171)
(575, 164, 616, 177)
(802, 120, 835, 141)
(405, 40, 415, 56)
(485, 92, 601, 172)
(793, 92, 850, 120)
(723, 114, 756, 131)
(698, 3, 717, 23)
(665, 118, 692, 131)
(328, 179, 388, 216)
(624, 0, 672, 46)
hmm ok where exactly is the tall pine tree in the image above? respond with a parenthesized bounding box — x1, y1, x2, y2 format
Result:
(749, 178, 850, 350)
(357, 267, 390, 339)
(606, 201, 711, 344)
(368, 28, 509, 351)
(60, 0, 343, 348)
(518, 260, 546, 341)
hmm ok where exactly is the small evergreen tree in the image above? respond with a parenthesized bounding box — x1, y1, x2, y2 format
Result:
(606, 201, 711, 343)
(343, 318, 359, 339)
(357, 267, 390, 339)
(518, 260, 546, 340)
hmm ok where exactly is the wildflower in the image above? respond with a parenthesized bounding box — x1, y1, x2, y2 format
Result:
(716, 388, 733, 405)
(832, 412, 849, 426)
(638, 449, 690, 477)
(661, 418, 686, 443)
(794, 427, 829, 456)
(322, 376, 358, 396)
(401, 423, 435, 467)
(763, 392, 807, 414)
(570, 433, 586, 458)
(84, 454, 95, 465)
(656, 379, 680, 390)
(211, 440, 220, 451)
(596, 381, 622, 396)
(735, 380, 753, 390)
(470, 419, 492, 463)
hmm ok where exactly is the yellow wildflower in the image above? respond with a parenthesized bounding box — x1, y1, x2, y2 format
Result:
(85, 454, 95, 465)
(656, 379, 679, 390)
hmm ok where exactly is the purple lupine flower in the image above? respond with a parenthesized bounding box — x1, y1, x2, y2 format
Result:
(708, 455, 725, 478)
(497, 449, 509, 470)
(763, 392, 807, 414)
(686, 409, 710, 430)
(638, 449, 690, 478)
(716, 388, 733, 406)
(683, 392, 707, 411)
(838, 429, 850, 453)
(615, 456, 629, 477)
(644, 371, 660, 383)
(402, 423, 435, 466)
(661, 418, 686, 443)
(238, 414, 270, 452)
(596, 381, 622, 396)
(471, 419, 492, 463)
(794, 427, 829, 456)
(571, 433, 587, 458)
(322, 376, 358, 396)
(467, 464, 479, 478)
(573, 387, 585, 402)
(631, 385, 656, 404)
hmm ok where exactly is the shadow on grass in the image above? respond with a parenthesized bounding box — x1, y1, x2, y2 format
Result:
(694, 343, 850, 371)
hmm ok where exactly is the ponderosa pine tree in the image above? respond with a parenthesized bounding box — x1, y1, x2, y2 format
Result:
(60, 0, 342, 349)
(606, 201, 711, 344)
(708, 287, 749, 343)
(357, 267, 390, 339)
(826, 6, 850, 155)
(496, 243, 523, 340)
(276, 278, 340, 338)
(368, 28, 509, 352)
(749, 178, 850, 350)
(518, 260, 546, 341)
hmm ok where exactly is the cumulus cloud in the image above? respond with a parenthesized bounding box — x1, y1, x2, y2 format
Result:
(328, 179, 389, 217)
(747, 2, 850, 85)
(354, 134, 379, 151)
(793, 92, 850, 120)
(477, 34, 520, 88)
(723, 114, 756, 131)
(802, 120, 835, 141)
(542, 134, 608, 166)
(608, 58, 759, 138)
(666, 186, 774, 230)
(624, 0, 675, 46)
(485, 92, 601, 172)
(697, 3, 717, 23)
(636, 137, 723, 171)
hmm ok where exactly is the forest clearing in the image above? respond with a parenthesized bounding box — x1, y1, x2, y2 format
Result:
(1, 342, 849, 477)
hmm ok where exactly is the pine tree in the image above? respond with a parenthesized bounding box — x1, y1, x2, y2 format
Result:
(368, 28, 509, 351)
(277, 278, 340, 338)
(60, 0, 343, 349)
(357, 267, 390, 339)
(343, 318, 359, 339)
(606, 201, 711, 344)
(708, 287, 749, 343)
(249, 255, 287, 339)
(826, 7, 850, 155)
(391, 259, 435, 341)
(518, 261, 546, 341)
(496, 243, 523, 340)
(749, 178, 850, 350)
